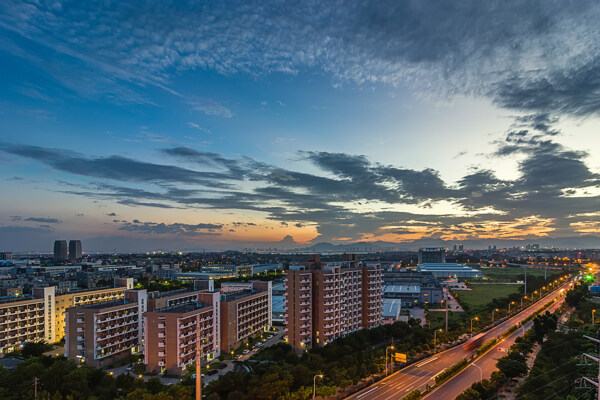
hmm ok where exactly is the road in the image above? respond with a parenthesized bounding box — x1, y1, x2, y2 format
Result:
(345, 283, 569, 400)
(424, 290, 566, 399)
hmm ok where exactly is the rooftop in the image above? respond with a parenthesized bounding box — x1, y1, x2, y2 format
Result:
(151, 302, 210, 314)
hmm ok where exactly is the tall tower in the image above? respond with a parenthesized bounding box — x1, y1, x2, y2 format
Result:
(54, 240, 68, 262)
(69, 240, 82, 262)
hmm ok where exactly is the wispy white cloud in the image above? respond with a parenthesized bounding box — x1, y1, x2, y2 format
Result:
(190, 99, 233, 118)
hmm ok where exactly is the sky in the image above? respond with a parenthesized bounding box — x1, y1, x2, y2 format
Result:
(0, 0, 599, 252)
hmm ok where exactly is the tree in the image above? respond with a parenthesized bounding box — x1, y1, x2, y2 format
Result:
(496, 357, 528, 378)
(21, 341, 50, 358)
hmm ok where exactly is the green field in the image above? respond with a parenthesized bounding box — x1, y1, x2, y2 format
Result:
(456, 284, 522, 310)
(480, 267, 555, 282)
(427, 310, 467, 330)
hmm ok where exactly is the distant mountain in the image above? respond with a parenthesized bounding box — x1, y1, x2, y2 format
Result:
(297, 236, 600, 252)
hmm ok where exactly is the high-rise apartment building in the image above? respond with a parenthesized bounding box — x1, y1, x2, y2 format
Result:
(0, 286, 55, 355)
(418, 248, 446, 264)
(220, 281, 272, 352)
(284, 255, 383, 352)
(64, 289, 147, 368)
(0, 252, 12, 261)
(68, 240, 82, 262)
(53, 240, 68, 263)
(53, 278, 133, 342)
(144, 291, 220, 375)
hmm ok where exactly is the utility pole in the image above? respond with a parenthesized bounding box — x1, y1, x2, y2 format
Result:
(196, 316, 201, 400)
(524, 265, 527, 295)
(578, 335, 600, 400)
(444, 288, 449, 332)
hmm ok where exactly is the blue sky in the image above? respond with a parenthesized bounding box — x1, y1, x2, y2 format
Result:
(1, 1, 599, 251)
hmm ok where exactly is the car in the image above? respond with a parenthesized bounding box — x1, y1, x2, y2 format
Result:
(191, 374, 205, 379)
(242, 350, 249, 355)
(126, 365, 133, 371)
(207, 369, 218, 376)
(218, 363, 227, 369)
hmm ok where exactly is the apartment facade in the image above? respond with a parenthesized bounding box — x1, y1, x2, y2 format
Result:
(144, 291, 220, 375)
(285, 257, 383, 352)
(64, 289, 147, 368)
(53, 277, 133, 342)
(220, 281, 272, 352)
(0, 286, 55, 355)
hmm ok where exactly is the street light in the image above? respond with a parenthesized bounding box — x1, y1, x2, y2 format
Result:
(593, 309, 596, 324)
(434, 329, 442, 353)
(471, 362, 483, 382)
(385, 346, 395, 376)
(508, 301, 515, 314)
(471, 317, 479, 336)
(521, 296, 527, 307)
(492, 308, 499, 322)
(313, 374, 323, 399)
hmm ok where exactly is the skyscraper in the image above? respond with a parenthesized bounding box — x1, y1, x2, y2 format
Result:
(69, 240, 82, 261)
(53, 240, 68, 262)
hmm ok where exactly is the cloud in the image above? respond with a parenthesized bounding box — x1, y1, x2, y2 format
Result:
(187, 122, 211, 134)
(107, 212, 117, 216)
(0, 143, 236, 187)
(24, 217, 61, 224)
(2, 0, 600, 122)
(118, 220, 223, 236)
(11, 215, 61, 223)
(190, 99, 233, 118)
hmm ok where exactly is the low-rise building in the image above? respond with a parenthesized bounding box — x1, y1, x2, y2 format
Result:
(64, 289, 147, 367)
(418, 263, 483, 279)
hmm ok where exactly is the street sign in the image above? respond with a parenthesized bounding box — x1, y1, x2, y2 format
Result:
(394, 353, 407, 363)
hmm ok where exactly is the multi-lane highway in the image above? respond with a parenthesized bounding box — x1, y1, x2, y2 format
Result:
(346, 283, 569, 400)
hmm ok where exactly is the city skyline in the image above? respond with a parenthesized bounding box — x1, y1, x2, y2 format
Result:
(1, 1, 600, 252)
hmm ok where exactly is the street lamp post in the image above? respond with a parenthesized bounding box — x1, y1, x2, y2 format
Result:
(313, 374, 323, 399)
(385, 346, 395, 376)
(593, 309, 596, 324)
(509, 301, 515, 314)
(434, 329, 442, 353)
(471, 317, 478, 336)
(471, 362, 483, 382)
(492, 308, 499, 322)
(521, 296, 527, 307)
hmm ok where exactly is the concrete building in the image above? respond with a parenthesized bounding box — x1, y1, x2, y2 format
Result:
(418, 248, 446, 264)
(220, 281, 272, 352)
(144, 291, 220, 375)
(0, 287, 23, 297)
(284, 255, 383, 352)
(64, 289, 147, 367)
(382, 299, 402, 325)
(0, 253, 12, 261)
(418, 263, 483, 279)
(68, 240, 82, 262)
(53, 277, 133, 342)
(0, 286, 55, 355)
(382, 270, 443, 307)
(54, 240, 68, 263)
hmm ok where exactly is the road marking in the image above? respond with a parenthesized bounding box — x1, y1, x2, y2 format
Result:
(416, 357, 438, 367)
(433, 368, 446, 378)
(356, 386, 379, 398)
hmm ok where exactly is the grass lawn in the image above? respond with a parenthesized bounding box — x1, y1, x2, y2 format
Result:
(456, 284, 522, 310)
(427, 310, 467, 330)
(480, 267, 553, 282)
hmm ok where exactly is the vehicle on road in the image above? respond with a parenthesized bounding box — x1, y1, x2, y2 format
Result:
(463, 333, 485, 351)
